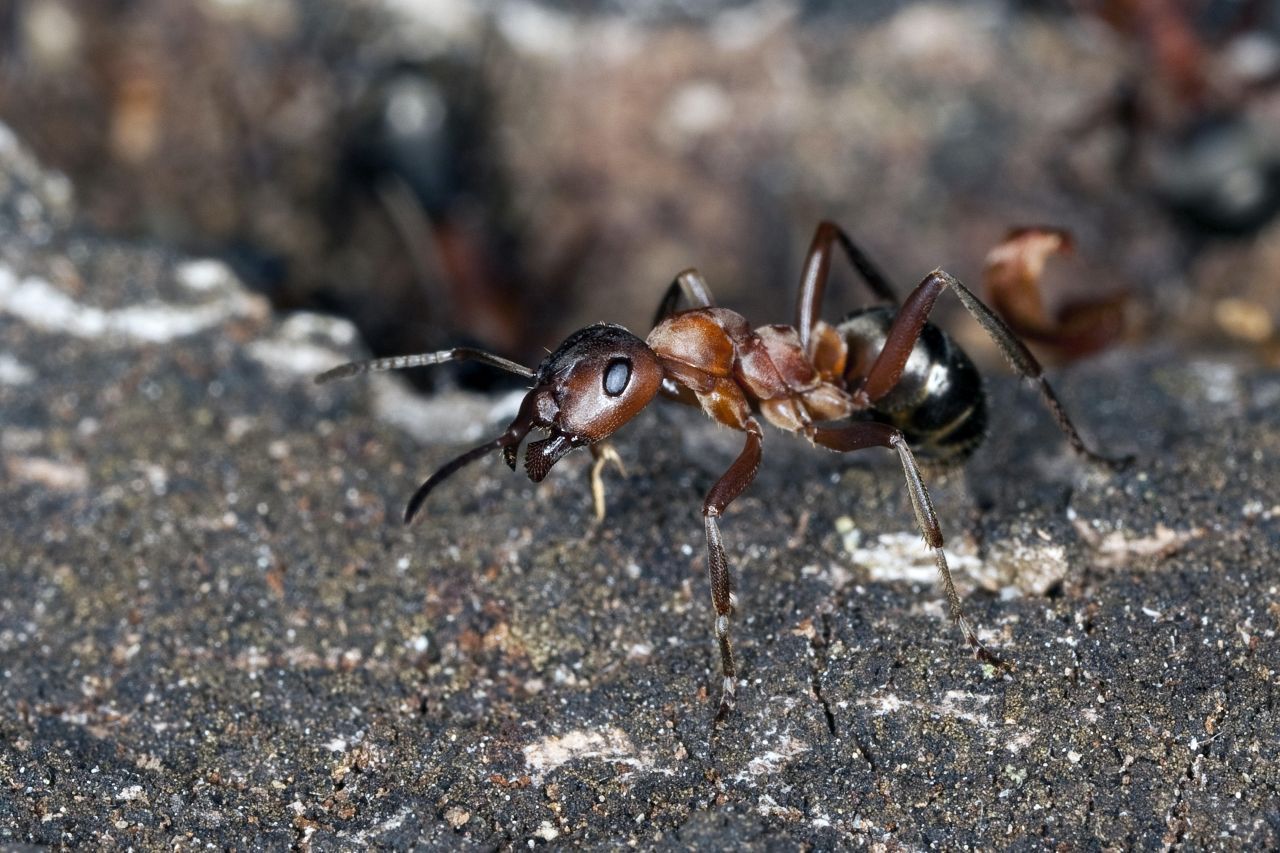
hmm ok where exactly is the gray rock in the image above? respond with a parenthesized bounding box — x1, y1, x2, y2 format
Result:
(2, 123, 1277, 849)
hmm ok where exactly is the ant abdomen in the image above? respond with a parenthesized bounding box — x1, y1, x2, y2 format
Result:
(837, 307, 988, 464)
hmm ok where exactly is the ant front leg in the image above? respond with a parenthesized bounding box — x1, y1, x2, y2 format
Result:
(856, 269, 1129, 468)
(588, 442, 626, 522)
(807, 421, 1003, 665)
(702, 418, 764, 723)
(795, 221, 900, 351)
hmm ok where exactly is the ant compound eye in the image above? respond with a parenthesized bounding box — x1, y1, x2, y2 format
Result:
(603, 357, 631, 397)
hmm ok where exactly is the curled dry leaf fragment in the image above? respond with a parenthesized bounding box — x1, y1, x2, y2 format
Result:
(983, 227, 1127, 361)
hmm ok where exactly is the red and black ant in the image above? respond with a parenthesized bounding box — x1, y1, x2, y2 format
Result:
(317, 221, 1128, 722)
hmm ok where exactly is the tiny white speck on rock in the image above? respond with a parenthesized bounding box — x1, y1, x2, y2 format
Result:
(533, 821, 560, 841)
(175, 259, 235, 292)
(115, 785, 145, 802)
(0, 353, 34, 385)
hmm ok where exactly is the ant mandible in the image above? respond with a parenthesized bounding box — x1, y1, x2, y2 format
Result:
(316, 221, 1127, 723)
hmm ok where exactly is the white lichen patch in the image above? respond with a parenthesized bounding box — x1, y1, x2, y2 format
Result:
(841, 528, 983, 585)
(277, 311, 358, 348)
(755, 794, 804, 821)
(971, 536, 1070, 596)
(0, 353, 34, 385)
(1186, 359, 1244, 409)
(0, 264, 265, 344)
(174, 258, 236, 292)
(532, 821, 560, 841)
(248, 312, 360, 380)
(248, 339, 349, 379)
(114, 784, 146, 802)
(857, 690, 998, 729)
(523, 726, 665, 781)
(5, 455, 88, 492)
(1005, 729, 1036, 754)
(1069, 510, 1205, 569)
(660, 82, 734, 146)
(733, 734, 810, 782)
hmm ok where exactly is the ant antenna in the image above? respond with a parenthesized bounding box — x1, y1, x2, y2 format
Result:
(404, 435, 512, 525)
(315, 347, 534, 384)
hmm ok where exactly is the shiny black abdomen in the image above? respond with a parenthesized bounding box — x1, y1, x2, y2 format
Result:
(837, 306, 987, 464)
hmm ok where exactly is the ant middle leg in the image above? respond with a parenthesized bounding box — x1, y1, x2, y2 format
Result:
(702, 418, 764, 723)
(795, 221, 900, 351)
(807, 420, 1003, 665)
(651, 269, 719, 407)
(854, 269, 1129, 468)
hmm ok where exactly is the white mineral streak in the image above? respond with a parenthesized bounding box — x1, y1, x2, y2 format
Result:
(4, 455, 89, 492)
(523, 726, 667, 781)
(0, 353, 34, 385)
(734, 734, 810, 782)
(843, 529, 983, 584)
(0, 262, 263, 344)
(858, 690, 997, 729)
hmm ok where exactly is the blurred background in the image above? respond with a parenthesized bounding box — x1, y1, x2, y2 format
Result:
(2, 0, 1279, 386)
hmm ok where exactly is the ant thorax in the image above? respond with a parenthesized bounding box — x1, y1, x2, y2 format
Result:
(646, 307, 854, 434)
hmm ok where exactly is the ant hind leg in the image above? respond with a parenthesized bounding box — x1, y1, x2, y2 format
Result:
(807, 420, 1006, 667)
(854, 269, 1130, 469)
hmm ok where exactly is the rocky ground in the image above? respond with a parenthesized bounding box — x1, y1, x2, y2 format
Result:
(2, 123, 1278, 848)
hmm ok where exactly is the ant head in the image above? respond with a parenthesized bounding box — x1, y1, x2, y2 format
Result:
(508, 324, 663, 481)
(402, 323, 663, 525)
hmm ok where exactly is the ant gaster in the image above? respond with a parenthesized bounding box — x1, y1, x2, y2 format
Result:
(317, 221, 1126, 722)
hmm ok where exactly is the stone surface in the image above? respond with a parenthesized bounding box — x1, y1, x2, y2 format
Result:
(2, 126, 1279, 849)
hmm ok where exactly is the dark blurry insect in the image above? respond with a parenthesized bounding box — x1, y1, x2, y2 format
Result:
(1069, 0, 1280, 235)
(317, 222, 1128, 722)
(336, 62, 596, 390)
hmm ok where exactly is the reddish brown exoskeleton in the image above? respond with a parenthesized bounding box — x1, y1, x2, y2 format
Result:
(317, 221, 1127, 722)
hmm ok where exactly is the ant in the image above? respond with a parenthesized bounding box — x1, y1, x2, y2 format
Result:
(316, 221, 1127, 722)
